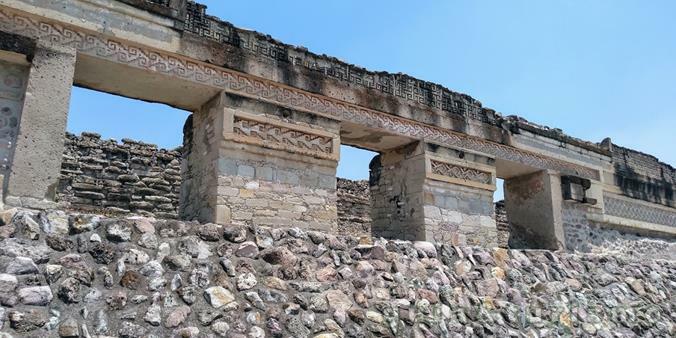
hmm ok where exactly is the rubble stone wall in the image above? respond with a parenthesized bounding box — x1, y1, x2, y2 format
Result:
(0, 208, 672, 337)
(56, 132, 182, 219)
(336, 178, 371, 238)
(57, 133, 358, 234)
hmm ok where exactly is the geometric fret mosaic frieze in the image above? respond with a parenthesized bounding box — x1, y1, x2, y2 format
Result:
(0, 7, 599, 180)
(233, 116, 334, 156)
(430, 160, 492, 185)
(604, 194, 676, 227)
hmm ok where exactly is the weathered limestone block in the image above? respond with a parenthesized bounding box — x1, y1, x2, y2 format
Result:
(370, 142, 497, 246)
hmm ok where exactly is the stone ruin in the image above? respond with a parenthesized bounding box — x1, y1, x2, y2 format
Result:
(0, 0, 673, 337)
(0, 0, 672, 250)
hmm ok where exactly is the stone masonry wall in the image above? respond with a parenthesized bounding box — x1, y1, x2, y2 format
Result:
(611, 143, 675, 207)
(562, 201, 676, 259)
(0, 208, 672, 337)
(494, 201, 510, 248)
(56, 132, 182, 219)
(213, 154, 338, 231)
(423, 180, 496, 247)
(369, 152, 426, 241)
(336, 178, 371, 238)
(180, 94, 340, 232)
(56, 132, 365, 235)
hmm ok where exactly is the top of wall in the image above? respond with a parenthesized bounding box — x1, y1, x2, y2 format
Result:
(612, 143, 675, 184)
(119, 0, 617, 157)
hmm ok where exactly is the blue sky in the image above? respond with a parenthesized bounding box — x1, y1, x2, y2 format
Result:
(68, 0, 676, 199)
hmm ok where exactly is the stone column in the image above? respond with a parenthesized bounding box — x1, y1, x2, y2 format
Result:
(181, 92, 340, 231)
(504, 170, 565, 250)
(5, 43, 76, 209)
(370, 142, 497, 246)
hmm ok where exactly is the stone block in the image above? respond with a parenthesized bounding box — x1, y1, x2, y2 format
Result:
(277, 170, 299, 185)
(237, 165, 255, 178)
(239, 189, 255, 198)
(232, 211, 253, 221)
(215, 205, 231, 225)
(256, 166, 274, 181)
(318, 174, 336, 190)
(217, 187, 239, 197)
(245, 199, 268, 208)
(423, 206, 441, 219)
(217, 158, 237, 176)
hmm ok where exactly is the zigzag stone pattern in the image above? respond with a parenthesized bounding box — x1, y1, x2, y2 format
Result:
(431, 160, 492, 185)
(604, 193, 676, 226)
(233, 116, 334, 156)
(0, 8, 599, 180)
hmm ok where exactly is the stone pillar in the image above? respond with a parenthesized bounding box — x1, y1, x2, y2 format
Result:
(5, 43, 76, 209)
(370, 142, 497, 246)
(0, 59, 29, 179)
(181, 92, 340, 231)
(504, 170, 565, 250)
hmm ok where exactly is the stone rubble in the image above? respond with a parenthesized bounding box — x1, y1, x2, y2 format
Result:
(0, 208, 671, 337)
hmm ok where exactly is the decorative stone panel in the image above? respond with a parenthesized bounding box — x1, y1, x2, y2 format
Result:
(425, 155, 496, 192)
(0, 7, 601, 181)
(229, 112, 339, 161)
(604, 193, 676, 227)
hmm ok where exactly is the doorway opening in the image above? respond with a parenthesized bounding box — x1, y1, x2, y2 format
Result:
(59, 86, 190, 218)
(336, 144, 378, 238)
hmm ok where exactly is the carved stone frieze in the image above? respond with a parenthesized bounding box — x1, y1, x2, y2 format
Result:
(232, 114, 336, 159)
(430, 160, 492, 185)
(604, 193, 676, 227)
(0, 7, 599, 179)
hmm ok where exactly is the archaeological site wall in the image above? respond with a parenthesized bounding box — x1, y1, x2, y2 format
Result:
(53, 132, 674, 258)
(0, 0, 673, 253)
(55, 132, 182, 219)
(55, 133, 372, 237)
(336, 178, 371, 238)
(0, 208, 672, 337)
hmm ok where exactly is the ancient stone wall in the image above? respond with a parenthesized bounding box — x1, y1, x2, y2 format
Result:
(336, 178, 371, 238)
(611, 143, 675, 207)
(494, 201, 510, 248)
(56, 132, 367, 234)
(562, 201, 676, 259)
(369, 152, 425, 241)
(56, 132, 182, 219)
(0, 208, 672, 337)
(180, 94, 340, 231)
